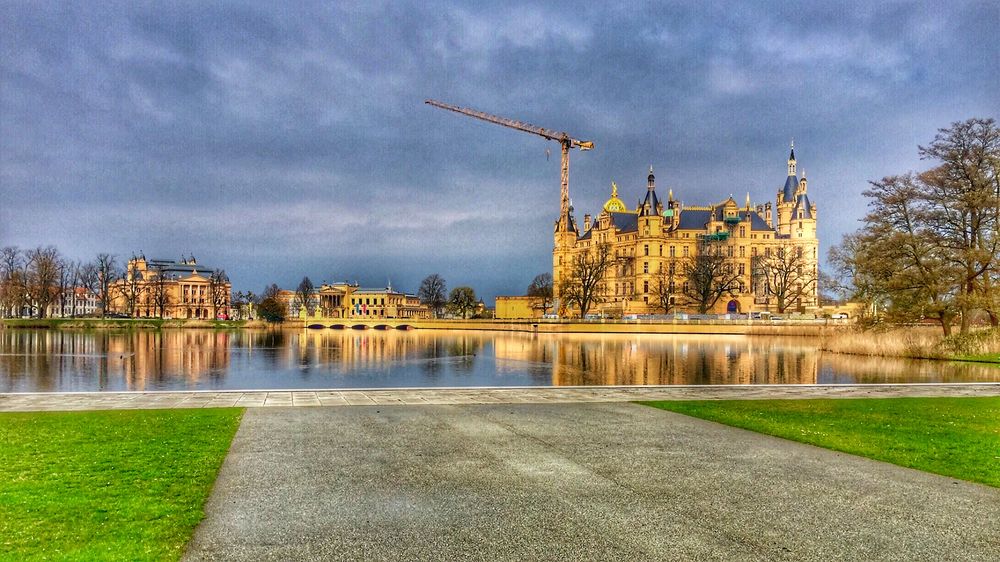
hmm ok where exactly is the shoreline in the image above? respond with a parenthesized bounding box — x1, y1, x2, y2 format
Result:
(4, 318, 996, 365)
(1, 317, 837, 336)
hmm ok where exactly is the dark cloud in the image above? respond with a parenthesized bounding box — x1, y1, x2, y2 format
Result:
(2, 1, 998, 299)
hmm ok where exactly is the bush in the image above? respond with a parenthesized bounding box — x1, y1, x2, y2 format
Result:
(256, 297, 285, 323)
(937, 328, 1000, 357)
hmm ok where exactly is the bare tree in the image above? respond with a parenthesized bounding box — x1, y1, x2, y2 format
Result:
(650, 261, 677, 314)
(294, 276, 315, 316)
(25, 246, 62, 318)
(558, 242, 614, 318)
(148, 264, 172, 318)
(209, 269, 230, 319)
(526, 273, 553, 315)
(418, 274, 447, 318)
(117, 260, 147, 317)
(56, 259, 76, 317)
(681, 241, 742, 314)
(0, 247, 26, 318)
(230, 291, 247, 320)
(757, 246, 819, 314)
(91, 254, 119, 317)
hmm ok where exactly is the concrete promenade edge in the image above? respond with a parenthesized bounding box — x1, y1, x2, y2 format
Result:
(2, 383, 1000, 412)
(182, 403, 1000, 561)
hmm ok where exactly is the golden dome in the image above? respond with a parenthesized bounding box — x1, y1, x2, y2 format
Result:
(603, 181, 627, 213)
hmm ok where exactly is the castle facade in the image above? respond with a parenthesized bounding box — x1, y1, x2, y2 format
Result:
(553, 145, 818, 316)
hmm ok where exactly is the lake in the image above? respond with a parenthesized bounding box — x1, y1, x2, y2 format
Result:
(1, 328, 997, 393)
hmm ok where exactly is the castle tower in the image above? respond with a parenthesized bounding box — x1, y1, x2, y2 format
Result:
(639, 166, 664, 217)
(790, 171, 817, 240)
(777, 141, 797, 236)
(552, 199, 579, 300)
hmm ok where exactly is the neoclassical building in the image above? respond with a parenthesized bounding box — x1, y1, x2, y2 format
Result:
(553, 145, 818, 316)
(110, 255, 231, 319)
(287, 282, 431, 320)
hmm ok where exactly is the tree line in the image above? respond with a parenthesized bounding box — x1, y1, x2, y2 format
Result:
(417, 274, 487, 319)
(828, 117, 999, 335)
(0, 247, 229, 319)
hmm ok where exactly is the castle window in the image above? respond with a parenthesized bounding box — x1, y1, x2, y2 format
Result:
(739, 263, 745, 275)
(669, 282, 675, 293)
(670, 246, 675, 257)
(643, 262, 649, 274)
(727, 246, 734, 257)
(669, 262, 676, 275)
(740, 246, 745, 258)
(643, 281, 649, 293)
(644, 244, 649, 256)
(683, 282, 689, 293)
(683, 246, 689, 257)
(739, 226, 746, 237)
(659, 245, 663, 256)
(752, 247, 758, 257)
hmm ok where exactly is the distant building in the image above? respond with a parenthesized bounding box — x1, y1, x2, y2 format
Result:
(553, 145, 819, 316)
(289, 282, 431, 320)
(6, 287, 99, 318)
(109, 255, 232, 319)
(495, 296, 548, 319)
(53, 287, 100, 317)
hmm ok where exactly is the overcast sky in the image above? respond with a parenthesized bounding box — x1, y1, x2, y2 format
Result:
(2, 1, 998, 299)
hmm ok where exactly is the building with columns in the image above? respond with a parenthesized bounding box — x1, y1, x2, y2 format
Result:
(109, 255, 231, 319)
(553, 144, 819, 316)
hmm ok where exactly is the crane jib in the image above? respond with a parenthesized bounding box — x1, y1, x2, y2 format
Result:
(424, 98, 593, 151)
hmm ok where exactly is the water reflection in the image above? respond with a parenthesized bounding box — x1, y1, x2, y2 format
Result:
(0, 329, 998, 392)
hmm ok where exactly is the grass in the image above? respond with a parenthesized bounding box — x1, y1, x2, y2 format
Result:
(641, 397, 1000, 488)
(0, 408, 243, 561)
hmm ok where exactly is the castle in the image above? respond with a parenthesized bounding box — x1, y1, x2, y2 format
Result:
(553, 144, 818, 316)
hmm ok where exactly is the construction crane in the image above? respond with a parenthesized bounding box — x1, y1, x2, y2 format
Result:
(425, 99, 594, 231)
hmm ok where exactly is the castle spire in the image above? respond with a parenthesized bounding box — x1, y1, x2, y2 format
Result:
(787, 140, 796, 176)
(647, 165, 655, 191)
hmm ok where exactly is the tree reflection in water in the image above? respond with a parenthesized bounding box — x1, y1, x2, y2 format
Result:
(1, 329, 999, 392)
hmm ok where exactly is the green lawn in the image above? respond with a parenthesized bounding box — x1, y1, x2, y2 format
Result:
(641, 397, 1000, 488)
(0, 409, 243, 561)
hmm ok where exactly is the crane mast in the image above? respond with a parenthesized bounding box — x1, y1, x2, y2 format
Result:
(425, 99, 593, 232)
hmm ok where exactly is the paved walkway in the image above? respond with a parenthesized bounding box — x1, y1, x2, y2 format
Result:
(183, 403, 1000, 561)
(1, 383, 999, 412)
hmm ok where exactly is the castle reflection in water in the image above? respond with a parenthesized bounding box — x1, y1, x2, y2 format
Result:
(2, 329, 998, 392)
